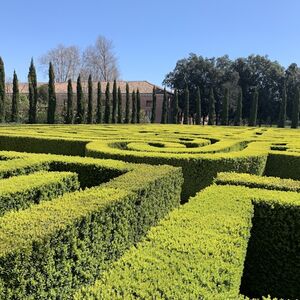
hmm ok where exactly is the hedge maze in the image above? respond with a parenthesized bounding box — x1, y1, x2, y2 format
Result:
(0, 124, 299, 299)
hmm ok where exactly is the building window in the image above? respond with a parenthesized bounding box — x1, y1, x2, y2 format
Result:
(146, 100, 152, 107)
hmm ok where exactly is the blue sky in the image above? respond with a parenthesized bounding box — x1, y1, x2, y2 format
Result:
(1, 0, 300, 86)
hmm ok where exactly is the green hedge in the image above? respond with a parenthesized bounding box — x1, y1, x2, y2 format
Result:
(0, 162, 183, 299)
(76, 185, 300, 300)
(0, 171, 79, 216)
(215, 172, 300, 192)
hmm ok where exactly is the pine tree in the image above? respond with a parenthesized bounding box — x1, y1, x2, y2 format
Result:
(28, 59, 38, 124)
(221, 87, 229, 126)
(195, 87, 201, 125)
(172, 89, 179, 124)
(65, 79, 73, 124)
(208, 87, 216, 125)
(161, 88, 168, 124)
(87, 74, 93, 124)
(249, 88, 258, 126)
(291, 86, 299, 129)
(112, 79, 117, 123)
(96, 82, 102, 123)
(11, 70, 19, 123)
(234, 88, 243, 126)
(75, 74, 84, 124)
(183, 87, 189, 124)
(278, 81, 287, 128)
(151, 86, 156, 123)
(136, 88, 141, 123)
(125, 83, 130, 123)
(47, 62, 56, 124)
(104, 82, 111, 123)
(131, 90, 136, 124)
(0, 57, 5, 123)
(117, 86, 122, 123)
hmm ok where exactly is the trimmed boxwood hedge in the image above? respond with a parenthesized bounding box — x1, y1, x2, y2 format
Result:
(0, 171, 80, 216)
(75, 185, 300, 300)
(0, 157, 183, 299)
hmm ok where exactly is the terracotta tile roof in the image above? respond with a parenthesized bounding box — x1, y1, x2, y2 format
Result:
(5, 81, 172, 95)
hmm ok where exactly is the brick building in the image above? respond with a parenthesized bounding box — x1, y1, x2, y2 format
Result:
(6, 81, 173, 123)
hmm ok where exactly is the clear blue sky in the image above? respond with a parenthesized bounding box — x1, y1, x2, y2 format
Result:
(1, 0, 300, 86)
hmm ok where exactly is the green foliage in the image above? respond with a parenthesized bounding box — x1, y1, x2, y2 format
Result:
(104, 82, 110, 123)
(96, 82, 102, 124)
(87, 75, 93, 124)
(117, 86, 122, 123)
(47, 62, 56, 124)
(172, 88, 179, 124)
(221, 87, 229, 125)
(249, 88, 258, 126)
(75, 75, 84, 124)
(28, 58, 38, 124)
(278, 81, 287, 128)
(234, 87, 243, 126)
(183, 87, 189, 124)
(131, 90, 136, 124)
(291, 86, 299, 128)
(65, 79, 73, 124)
(0, 57, 5, 123)
(136, 88, 141, 123)
(195, 87, 201, 125)
(125, 83, 130, 124)
(208, 87, 216, 125)
(0, 171, 79, 216)
(11, 71, 19, 123)
(112, 79, 117, 123)
(161, 88, 168, 124)
(151, 86, 156, 123)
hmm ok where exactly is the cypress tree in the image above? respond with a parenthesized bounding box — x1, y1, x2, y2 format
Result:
(104, 82, 111, 123)
(278, 81, 287, 128)
(249, 88, 258, 126)
(75, 74, 84, 124)
(131, 90, 136, 124)
(291, 86, 299, 129)
(136, 88, 141, 123)
(11, 70, 19, 123)
(87, 74, 93, 124)
(96, 82, 102, 123)
(65, 79, 73, 124)
(195, 87, 201, 125)
(172, 89, 179, 124)
(117, 86, 122, 123)
(208, 87, 216, 125)
(151, 86, 156, 123)
(28, 59, 38, 124)
(161, 88, 168, 124)
(221, 87, 229, 126)
(0, 57, 5, 123)
(234, 88, 243, 126)
(112, 79, 117, 123)
(47, 62, 56, 124)
(125, 83, 130, 123)
(183, 87, 189, 124)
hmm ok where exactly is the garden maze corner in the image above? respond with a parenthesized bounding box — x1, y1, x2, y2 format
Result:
(0, 124, 299, 299)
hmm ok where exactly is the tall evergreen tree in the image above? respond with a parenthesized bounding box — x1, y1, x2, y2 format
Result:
(234, 88, 243, 126)
(291, 86, 300, 129)
(195, 87, 201, 125)
(208, 87, 216, 125)
(131, 90, 136, 124)
(136, 88, 141, 123)
(172, 89, 179, 124)
(11, 70, 19, 123)
(65, 79, 73, 124)
(96, 82, 102, 123)
(0, 57, 5, 123)
(249, 88, 258, 126)
(112, 79, 117, 123)
(125, 83, 130, 123)
(117, 86, 122, 123)
(104, 82, 111, 123)
(221, 87, 229, 125)
(161, 88, 168, 124)
(75, 74, 84, 124)
(151, 86, 156, 123)
(183, 87, 189, 124)
(87, 74, 93, 124)
(28, 59, 38, 124)
(278, 81, 287, 128)
(47, 62, 56, 124)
